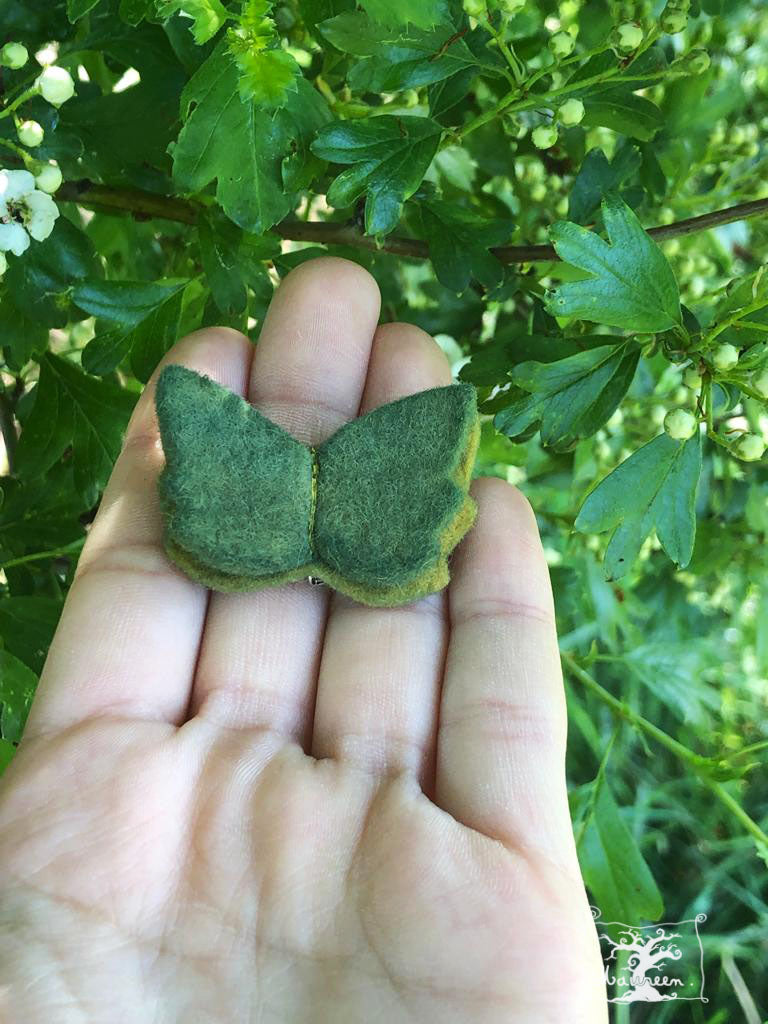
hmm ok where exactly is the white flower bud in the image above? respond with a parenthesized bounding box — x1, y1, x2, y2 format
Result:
(734, 434, 765, 462)
(615, 22, 644, 52)
(1, 42, 28, 69)
(558, 98, 585, 126)
(37, 65, 76, 106)
(751, 369, 768, 399)
(549, 31, 576, 58)
(664, 409, 698, 441)
(34, 164, 62, 194)
(532, 124, 558, 149)
(712, 342, 739, 372)
(17, 120, 44, 147)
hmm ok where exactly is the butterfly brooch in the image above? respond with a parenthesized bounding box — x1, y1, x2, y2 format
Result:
(155, 364, 480, 607)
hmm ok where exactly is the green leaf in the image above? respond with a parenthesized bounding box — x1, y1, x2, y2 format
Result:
(5, 218, 103, 327)
(158, 0, 229, 42)
(575, 432, 702, 579)
(0, 295, 49, 371)
(569, 146, 641, 225)
(67, 0, 101, 19)
(74, 279, 189, 378)
(119, 0, 153, 24)
(72, 279, 187, 326)
(0, 597, 62, 675)
(578, 776, 664, 923)
(358, 0, 449, 30)
(0, 650, 37, 744)
(311, 115, 442, 235)
(0, 464, 87, 564)
(198, 211, 280, 317)
(0, 739, 14, 775)
(172, 40, 330, 232)
(417, 200, 512, 293)
(321, 13, 497, 93)
(15, 354, 137, 500)
(547, 194, 682, 332)
(494, 343, 640, 451)
(582, 88, 663, 141)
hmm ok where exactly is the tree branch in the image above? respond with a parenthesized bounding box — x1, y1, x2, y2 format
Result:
(58, 180, 768, 265)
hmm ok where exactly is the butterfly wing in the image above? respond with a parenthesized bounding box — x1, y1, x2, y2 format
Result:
(155, 365, 314, 590)
(313, 382, 480, 606)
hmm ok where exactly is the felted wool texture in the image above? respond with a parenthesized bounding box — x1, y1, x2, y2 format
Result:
(312, 383, 480, 606)
(155, 365, 481, 606)
(155, 365, 314, 580)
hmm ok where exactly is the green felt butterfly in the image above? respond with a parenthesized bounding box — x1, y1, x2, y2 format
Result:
(154, 365, 481, 607)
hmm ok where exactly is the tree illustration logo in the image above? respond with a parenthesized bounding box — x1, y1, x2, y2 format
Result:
(592, 909, 707, 1004)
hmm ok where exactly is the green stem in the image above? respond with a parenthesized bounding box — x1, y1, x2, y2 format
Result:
(0, 85, 39, 120)
(562, 654, 768, 853)
(705, 297, 768, 346)
(0, 538, 85, 570)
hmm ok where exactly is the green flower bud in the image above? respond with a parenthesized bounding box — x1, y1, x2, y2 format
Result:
(549, 31, 576, 58)
(614, 22, 644, 53)
(734, 434, 766, 462)
(683, 366, 702, 389)
(751, 369, 768, 399)
(17, 119, 44, 147)
(680, 48, 711, 74)
(661, 9, 688, 32)
(0, 42, 28, 69)
(664, 409, 698, 441)
(558, 98, 585, 126)
(497, 0, 525, 11)
(463, 0, 486, 16)
(530, 182, 547, 201)
(712, 342, 739, 372)
(532, 124, 559, 149)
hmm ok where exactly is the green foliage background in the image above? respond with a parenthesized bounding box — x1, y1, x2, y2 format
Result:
(0, 0, 767, 1018)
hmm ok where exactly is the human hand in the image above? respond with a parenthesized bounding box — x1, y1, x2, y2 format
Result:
(0, 259, 607, 1023)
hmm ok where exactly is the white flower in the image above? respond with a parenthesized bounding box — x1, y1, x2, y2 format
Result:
(37, 65, 75, 106)
(35, 164, 63, 194)
(0, 168, 60, 255)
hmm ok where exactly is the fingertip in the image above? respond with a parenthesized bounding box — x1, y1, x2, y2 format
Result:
(360, 322, 452, 412)
(271, 256, 382, 327)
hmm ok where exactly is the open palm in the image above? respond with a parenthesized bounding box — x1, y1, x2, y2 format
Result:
(0, 260, 606, 1023)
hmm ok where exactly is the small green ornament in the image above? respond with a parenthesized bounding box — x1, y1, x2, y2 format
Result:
(155, 365, 481, 607)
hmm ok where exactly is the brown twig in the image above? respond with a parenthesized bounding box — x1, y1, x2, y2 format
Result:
(57, 181, 768, 265)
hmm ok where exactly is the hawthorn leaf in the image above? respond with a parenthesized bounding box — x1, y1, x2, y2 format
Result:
(569, 146, 641, 224)
(198, 211, 280, 317)
(0, 597, 62, 675)
(494, 343, 640, 451)
(417, 200, 512, 293)
(311, 115, 442, 235)
(358, 0, 449, 30)
(172, 41, 329, 232)
(0, 740, 14, 775)
(582, 88, 663, 141)
(0, 650, 37, 744)
(0, 464, 87, 564)
(67, 0, 101, 20)
(5, 218, 103, 328)
(15, 354, 137, 500)
(577, 776, 664, 923)
(157, 0, 230, 43)
(547, 194, 682, 332)
(74, 279, 189, 378)
(575, 432, 702, 579)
